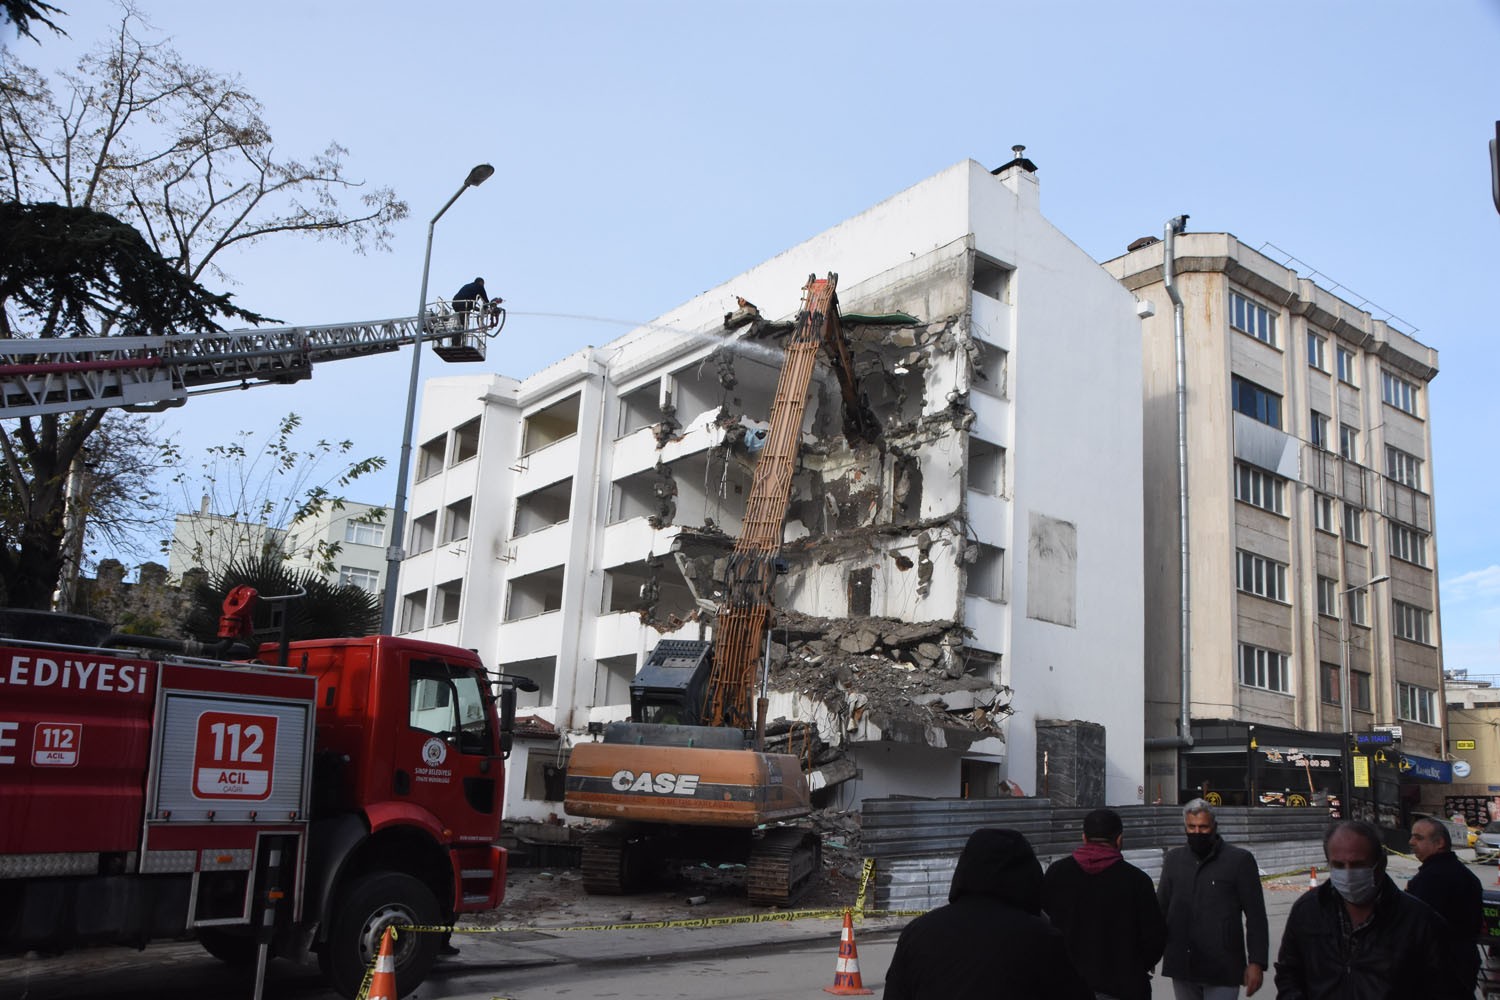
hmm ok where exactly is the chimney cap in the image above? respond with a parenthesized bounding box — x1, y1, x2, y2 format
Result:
(992, 144, 1037, 175)
(1127, 235, 1161, 252)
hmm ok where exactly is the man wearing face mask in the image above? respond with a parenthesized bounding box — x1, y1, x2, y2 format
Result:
(1273, 819, 1465, 999)
(1157, 799, 1268, 998)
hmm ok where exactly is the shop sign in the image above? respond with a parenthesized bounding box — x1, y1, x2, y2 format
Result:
(1353, 755, 1371, 788)
(1354, 731, 1396, 747)
(1457, 740, 1477, 751)
(1396, 753, 1452, 783)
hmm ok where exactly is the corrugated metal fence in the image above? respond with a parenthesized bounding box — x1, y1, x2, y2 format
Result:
(861, 798, 1332, 912)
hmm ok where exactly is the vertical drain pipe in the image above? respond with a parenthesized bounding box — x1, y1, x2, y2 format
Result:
(1165, 215, 1192, 748)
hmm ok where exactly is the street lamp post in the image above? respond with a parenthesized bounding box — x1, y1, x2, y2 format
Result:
(1339, 574, 1391, 734)
(380, 163, 495, 635)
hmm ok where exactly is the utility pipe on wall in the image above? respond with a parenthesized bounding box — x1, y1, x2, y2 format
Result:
(1145, 215, 1195, 751)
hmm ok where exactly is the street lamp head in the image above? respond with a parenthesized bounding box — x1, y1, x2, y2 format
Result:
(465, 164, 496, 187)
(1368, 574, 1391, 587)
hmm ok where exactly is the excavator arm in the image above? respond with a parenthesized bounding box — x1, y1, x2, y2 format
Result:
(703, 274, 861, 735)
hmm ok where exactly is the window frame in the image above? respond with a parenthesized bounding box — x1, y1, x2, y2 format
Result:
(1310, 410, 1330, 451)
(1313, 494, 1337, 534)
(1393, 600, 1433, 645)
(1380, 371, 1419, 416)
(1239, 643, 1291, 694)
(1336, 346, 1358, 385)
(1342, 504, 1364, 546)
(1230, 291, 1278, 347)
(1236, 549, 1289, 603)
(1320, 661, 1342, 706)
(1339, 423, 1359, 462)
(1388, 522, 1428, 567)
(1231, 375, 1283, 429)
(1234, 463, 1286, 515)
(1385, 446, 1423, 490)
(1397, 682, 1437, 726)
(1307, 331, 1328, 372)
(1317, 576, 1338, 618)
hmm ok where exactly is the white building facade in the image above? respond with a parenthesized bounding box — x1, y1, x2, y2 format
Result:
(400, 159, 1147, 821)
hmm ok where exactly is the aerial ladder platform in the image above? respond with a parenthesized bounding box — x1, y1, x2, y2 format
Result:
(0, 300, 503, 421)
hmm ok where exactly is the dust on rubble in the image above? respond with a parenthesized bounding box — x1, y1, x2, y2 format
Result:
(472, 835, 867, 929)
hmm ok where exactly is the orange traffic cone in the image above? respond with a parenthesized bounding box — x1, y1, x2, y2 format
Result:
(367, 926, 398, 1000)
(824, 910, 874, 995)
(1308, 866, 1318, 891)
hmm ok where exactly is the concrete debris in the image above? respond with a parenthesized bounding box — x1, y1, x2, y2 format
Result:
(622, 293, 1014, 757)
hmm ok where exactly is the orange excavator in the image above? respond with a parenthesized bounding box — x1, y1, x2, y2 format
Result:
(563, 274, 872, 904)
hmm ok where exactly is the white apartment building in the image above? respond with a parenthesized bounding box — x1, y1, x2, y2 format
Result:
(1104, 233, 1444, 814)
(168, 499, 389, 597)
(400, 158, 1147, 822)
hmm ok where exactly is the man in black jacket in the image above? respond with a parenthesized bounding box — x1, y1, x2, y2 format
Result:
(884, 828, 1092, 1000)
(451, 276, 489, 330)
(1407, 816, 1483, 992)
(1157, 799, 1268, 998)
(1043, 808, 1166, 1000)
(1274, 819, 1465, 999)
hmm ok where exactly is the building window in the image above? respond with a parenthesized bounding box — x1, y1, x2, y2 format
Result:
(1347, 587, 1369, 628)
(1337, 346, 1357, 385)
(1234, 463, 1285, 515)
(339, 565, 380, 593)
(409, 512, 436, 555)
(1308, 331, 1328, 372)
(1381, 371, 1419, 415)
(1310, 410, 1330, 451)
(442, 497, 472, 544)
(1320, 662, 1342, 705)
(435, 579, 463, 624)
(399, 589, 428, 633)
(1230, 291, 1278, 346)
(1389, 522, 1428, 567)
(971, 340, 1008, 398)
(1231, 375, 1282, 428)
(1343, 504, 1364, 545)
(1351, 670, 1372, 712)
(1237, 550, 1288, 603)
(1317, 577, 1338, 617)
(1339, 423, 1359, 462)
(1397, 682, 1437, 726)
(417, 434, 446, 481)
(1313, 494, 1336, 533)
(968, 439, 1006, 497)
(344, 518, 385, 546)
(1385, 446, 1423, 490)
(1393, 601, 1433, 644)
(451, 417, 481, 465)
(966, 543, 1006, 601)
(1240, 643, 1291, 693)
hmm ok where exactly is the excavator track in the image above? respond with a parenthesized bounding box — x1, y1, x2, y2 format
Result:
(746, 827, 822, 907)
(580, 828, 655, 895)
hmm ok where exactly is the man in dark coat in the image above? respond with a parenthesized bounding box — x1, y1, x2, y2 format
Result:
(1043, 808, 1166, 1000)
(883, 828, 1092, 1000)
(1274, 819, 1466, 999)
(1157, 799, 1269, 998)
(451, 276, 488, 329)
(1406, 816, 1483, 992)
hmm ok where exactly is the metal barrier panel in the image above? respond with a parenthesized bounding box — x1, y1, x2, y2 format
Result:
(862, 798, 1337, 911)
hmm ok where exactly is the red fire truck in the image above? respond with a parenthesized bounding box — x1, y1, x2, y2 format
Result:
(0, 593, 535, 997)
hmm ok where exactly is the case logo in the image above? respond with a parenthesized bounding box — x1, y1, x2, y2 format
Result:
(610, 769, 700, 795)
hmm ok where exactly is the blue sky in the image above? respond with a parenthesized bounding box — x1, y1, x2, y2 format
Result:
(9, 1, 1499, 675)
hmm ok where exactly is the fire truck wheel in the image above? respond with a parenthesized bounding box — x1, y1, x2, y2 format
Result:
(197, 927, 258, 966)
(321, 872, 441, 999)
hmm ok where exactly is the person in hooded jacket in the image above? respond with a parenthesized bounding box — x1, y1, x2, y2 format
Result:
(1042, 808, 1166, 1000)
(1273, 819, 1466, 999)
(1158, 799, 1269, 998)
(883, 827, 1092, 1000)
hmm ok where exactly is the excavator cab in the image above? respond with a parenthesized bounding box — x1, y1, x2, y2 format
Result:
(628, 640, 714, 727)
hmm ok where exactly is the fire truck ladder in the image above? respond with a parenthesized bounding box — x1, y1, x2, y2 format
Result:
(0, 301, 503, 421)
(703, 274, 845, 732)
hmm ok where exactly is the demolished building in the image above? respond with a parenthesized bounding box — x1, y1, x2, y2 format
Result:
(397, 157, 1148, 823)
